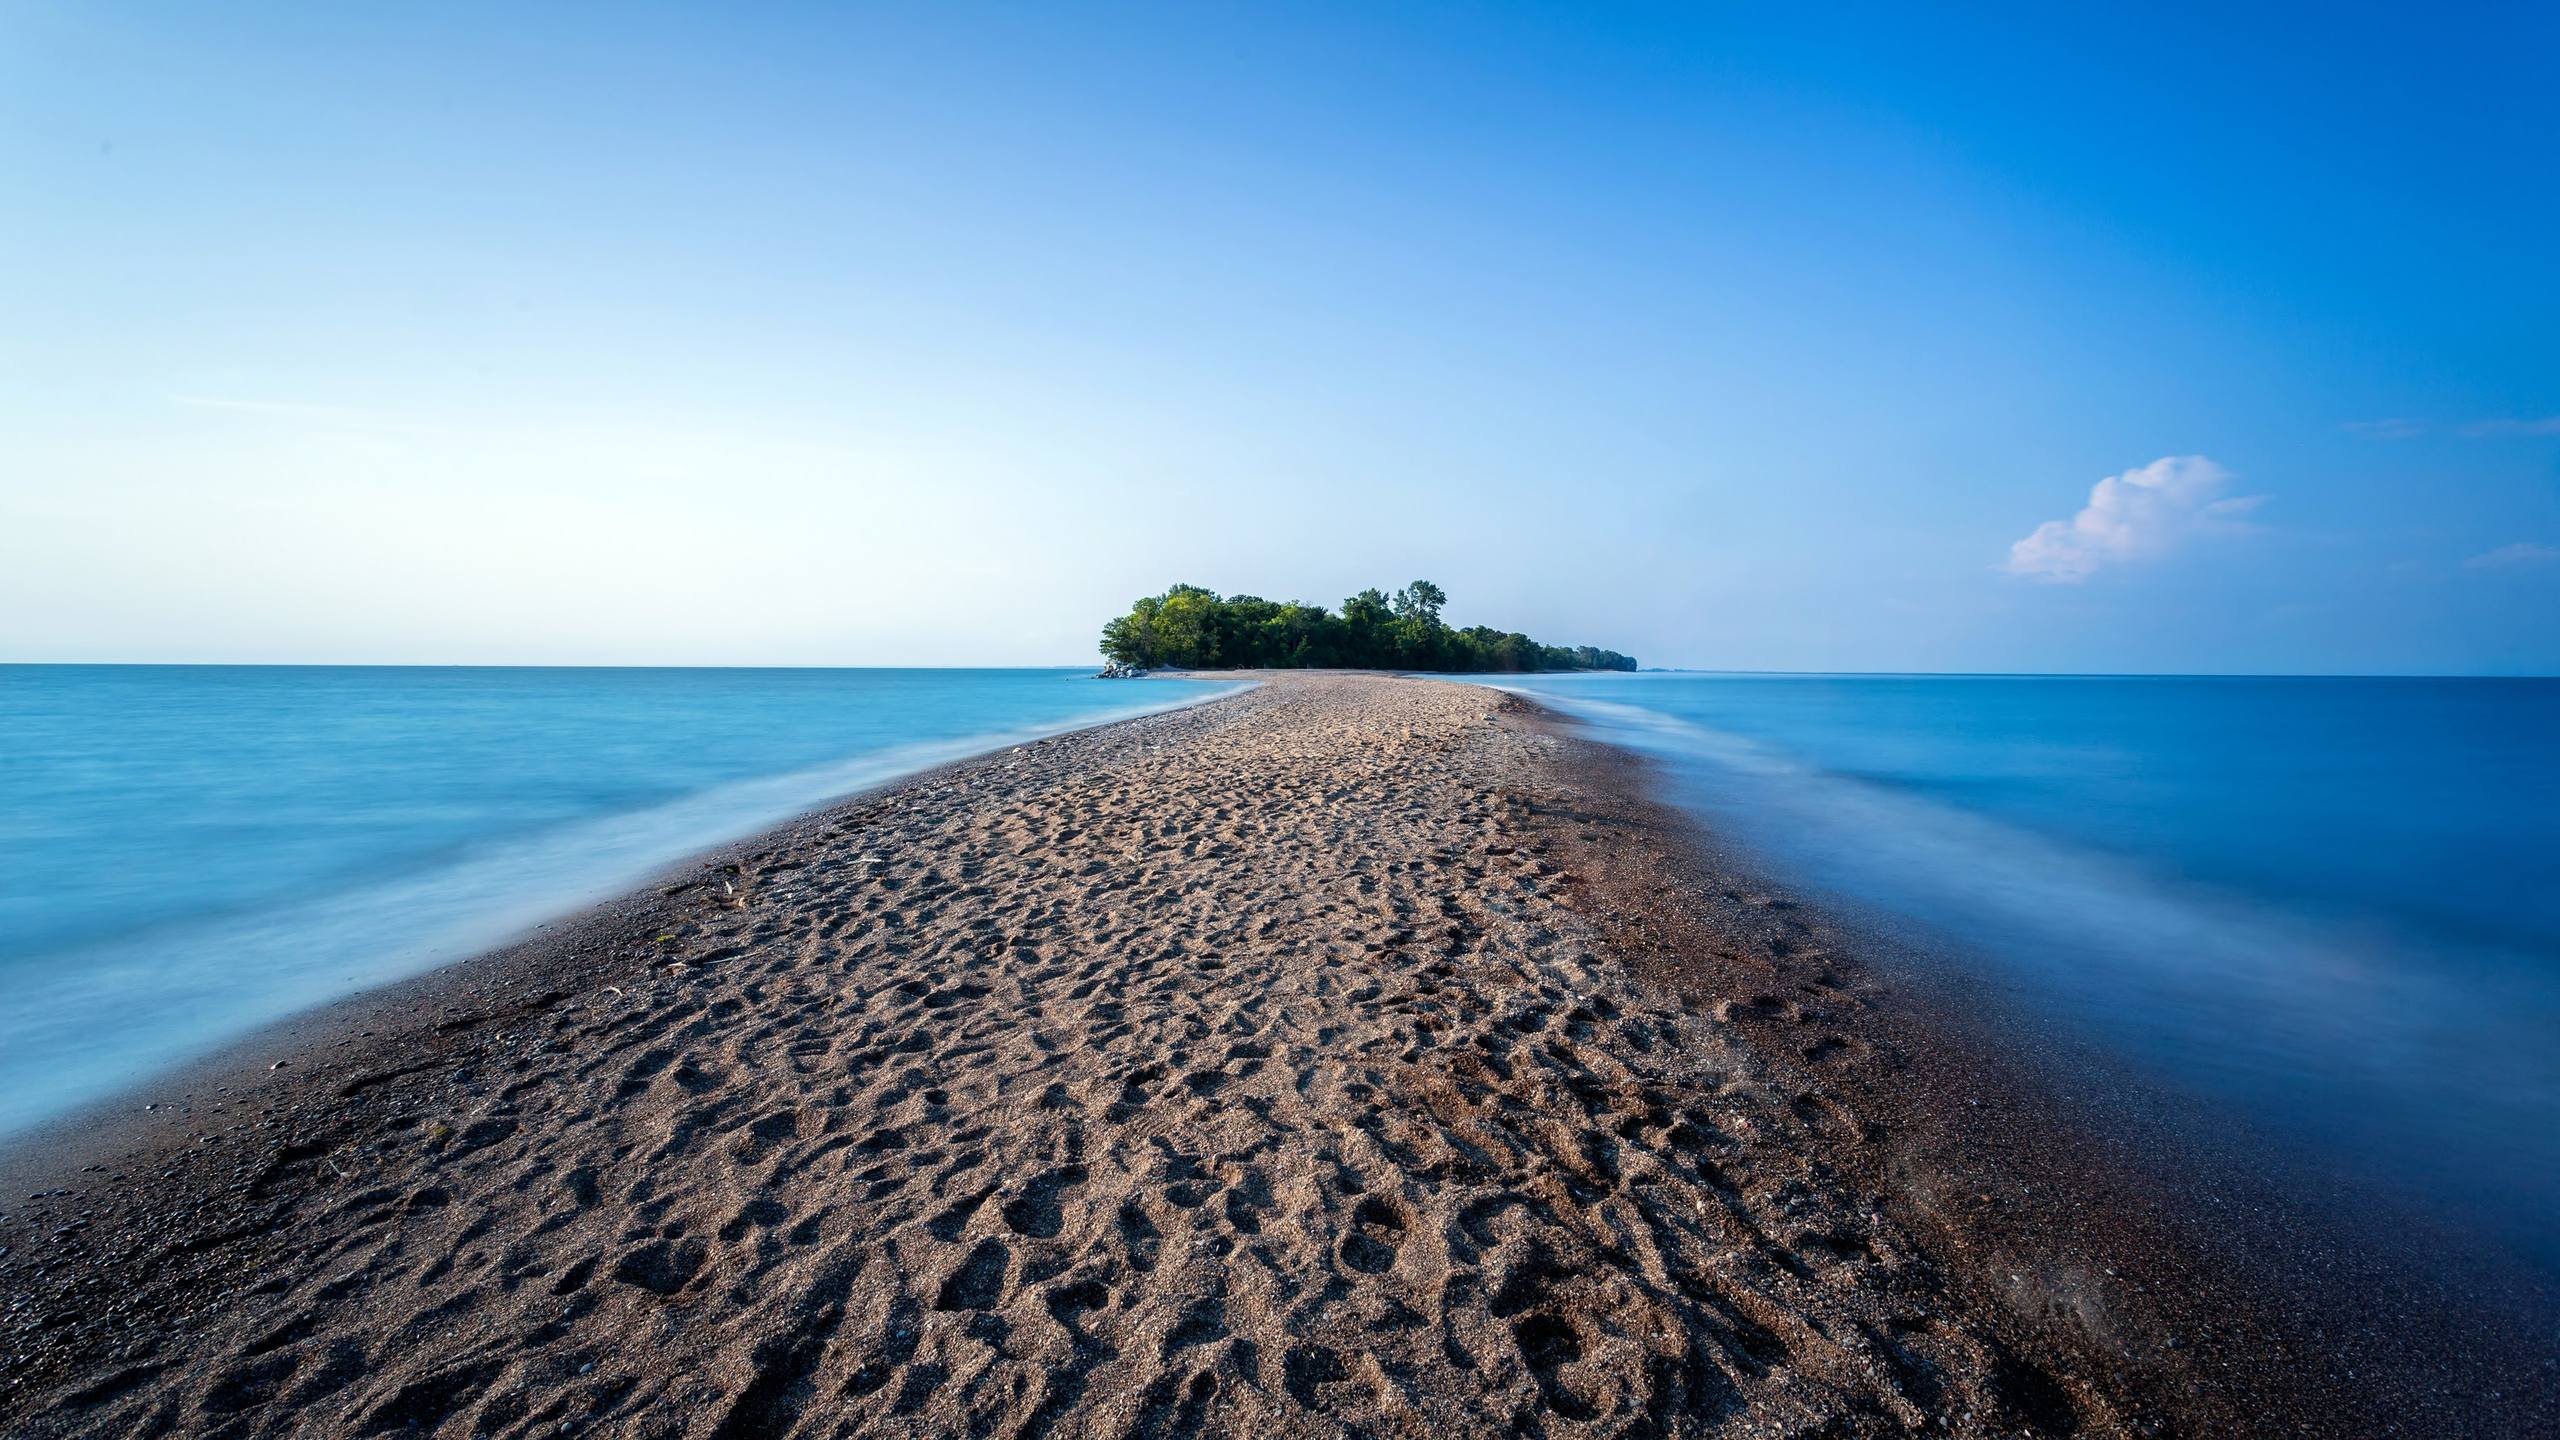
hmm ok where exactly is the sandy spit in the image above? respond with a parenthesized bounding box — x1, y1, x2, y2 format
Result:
(0, 675, 2445, 1437)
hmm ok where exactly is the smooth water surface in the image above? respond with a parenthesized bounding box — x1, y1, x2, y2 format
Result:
(0, 666, 1238, 1136)
(1483, 673, 2560, 1263)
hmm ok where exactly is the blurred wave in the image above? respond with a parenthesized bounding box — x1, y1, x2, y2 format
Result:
(0, 666, 1241, 1136)
(1486, 673, 2560, 1264)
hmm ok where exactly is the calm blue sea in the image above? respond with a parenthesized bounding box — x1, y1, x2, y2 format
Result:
(0, 666, 1239, 1137)
(1483, 673, 2560, 1264)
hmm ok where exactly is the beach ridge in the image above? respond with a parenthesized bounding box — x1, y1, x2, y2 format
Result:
(0, 676, 2356, 1436)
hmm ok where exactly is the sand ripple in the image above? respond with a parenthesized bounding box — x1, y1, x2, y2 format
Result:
(4, 677, 2114, 1438)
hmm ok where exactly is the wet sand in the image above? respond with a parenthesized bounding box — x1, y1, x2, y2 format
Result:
(0, 676, 2537, 1436)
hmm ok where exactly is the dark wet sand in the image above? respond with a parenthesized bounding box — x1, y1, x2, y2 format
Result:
(0, 675, 2546, 1437)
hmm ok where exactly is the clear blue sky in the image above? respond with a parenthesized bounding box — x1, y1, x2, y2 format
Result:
(5, 2, 2554, 672)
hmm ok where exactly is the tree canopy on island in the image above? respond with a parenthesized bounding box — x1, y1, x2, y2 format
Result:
(1099, 581, 1638, 672)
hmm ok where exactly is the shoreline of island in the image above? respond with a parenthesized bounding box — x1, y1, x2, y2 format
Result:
(1514, 689, 2560, 1438)
(0, 675, 2541, 1437)
(0, 672, 1260, 1155)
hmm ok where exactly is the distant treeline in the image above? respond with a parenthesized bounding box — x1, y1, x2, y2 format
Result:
(1099, 581, 1637, 673)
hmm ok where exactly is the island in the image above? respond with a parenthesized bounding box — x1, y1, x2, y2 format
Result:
(1098, 580, 1638, 672)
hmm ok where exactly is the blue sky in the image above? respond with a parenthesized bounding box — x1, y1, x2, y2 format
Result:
(4, 2, 2554, 672)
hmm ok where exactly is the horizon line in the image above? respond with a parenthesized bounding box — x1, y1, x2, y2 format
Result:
(4, 660, 2555, 681)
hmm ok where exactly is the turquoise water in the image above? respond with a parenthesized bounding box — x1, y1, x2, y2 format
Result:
(1481, 673, 2560, 1264)
(0, 666, 1238, 1136)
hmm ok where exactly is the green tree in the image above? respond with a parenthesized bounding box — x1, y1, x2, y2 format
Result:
(1339, 588, 1394, 666)
(1389, 580, 1448, 667)
(1150, 584, 1222, 667)
(1095, 580, 1633, 674)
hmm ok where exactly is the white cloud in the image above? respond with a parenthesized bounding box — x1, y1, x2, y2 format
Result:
(2457, 417, 2560, 438)
(170, 393, 442, 437)
(175, 394, 375, 420)
(2339, 415, 2560, 440)
(2003, 455, 2263, 583)
(2463, 542, 2560, 569)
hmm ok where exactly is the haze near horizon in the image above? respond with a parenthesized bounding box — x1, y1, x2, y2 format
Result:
(4, 2, 2555, 673)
